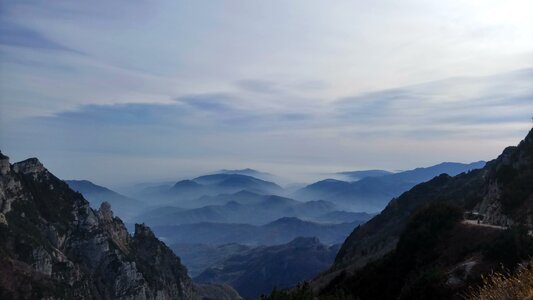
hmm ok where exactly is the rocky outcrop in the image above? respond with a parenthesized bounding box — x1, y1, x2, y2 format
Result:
(0, 152, 241, 300)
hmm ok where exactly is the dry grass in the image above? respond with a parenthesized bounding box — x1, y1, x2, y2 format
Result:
(466, 265, 533, 300)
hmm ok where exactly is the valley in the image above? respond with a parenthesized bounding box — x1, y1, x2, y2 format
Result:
(61, 155, 488, 299)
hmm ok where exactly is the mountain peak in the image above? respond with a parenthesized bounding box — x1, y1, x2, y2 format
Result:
(0, 151, 8, 160)
(13, 157, 46, 176)
(98, 201, 114, 221)
(134, 223, 157, 239)
(0, 151, 10, 175)
(173, 179, 200, 188)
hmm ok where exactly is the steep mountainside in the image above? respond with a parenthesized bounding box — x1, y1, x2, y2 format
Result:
(65, 179, 146, 221)
(294, 161, 485, 212)
(196, 237, 339, 300)
(303, 128, 533, 298)
(0, 153, 241, 300)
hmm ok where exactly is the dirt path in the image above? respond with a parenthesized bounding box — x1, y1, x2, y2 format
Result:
(461, 220, 507, 230)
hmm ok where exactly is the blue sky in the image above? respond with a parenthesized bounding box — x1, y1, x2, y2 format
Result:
(1, 0, 532, 186)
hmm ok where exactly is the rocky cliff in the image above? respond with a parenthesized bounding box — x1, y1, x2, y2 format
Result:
(0, 152, 241, 300)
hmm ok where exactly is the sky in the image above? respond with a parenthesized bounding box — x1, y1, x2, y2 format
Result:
(1, 0, 532, 187)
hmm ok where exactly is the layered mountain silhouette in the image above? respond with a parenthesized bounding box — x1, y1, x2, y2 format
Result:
(133, 192, 365, 226)
(293, 161, 486, 212)
(65, 179, 147, 221)
(135, 173, 284, 206)
(196, 237, 339, 300)
(150, 217, 363, 246)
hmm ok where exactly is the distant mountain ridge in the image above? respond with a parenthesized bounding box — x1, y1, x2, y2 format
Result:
(150, 217, 363, 246)
(133, 192, 369, 226)
(336, 169, 393, 181)
(293, 161, 486, 212)
(65, 179, 146, 221)
(135, 173, 284, 206)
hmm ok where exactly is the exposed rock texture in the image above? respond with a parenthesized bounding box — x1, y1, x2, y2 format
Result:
(0, 151, 241, 300)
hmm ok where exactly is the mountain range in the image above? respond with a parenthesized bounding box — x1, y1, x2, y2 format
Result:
(65, 179, 147, 221)
(196, 237, 339, 300)
(134, 173, 284, 207)
(134, 192, 371, 226)
(293, 161, 486, 212)
(149, 217, 362, 246)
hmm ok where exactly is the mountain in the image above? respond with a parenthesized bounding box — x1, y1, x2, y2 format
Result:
(336, 169, 393, 181)
(196, 237, 340, 300)
(150, 217, 362, 246)
(293, 161, 486, 212)
(275, 128, 533, 299)
(193, 173, 283, 195)
(217, 168, 277, 182)
(170, 243, 252, 277)
(65, 179, 147, 221)
(134, 173, 284, 206)
(0, 152, 241, 300)
(133, 194, 343, 226)
(314, 211, 376, 224)
(384, 161, 486, 184)
(179, 190, 266, 209)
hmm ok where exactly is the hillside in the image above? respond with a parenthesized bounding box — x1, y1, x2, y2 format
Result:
(196, 237, 339, 300)
(296, 128, 533, 298)
(0, 152, 241, 299)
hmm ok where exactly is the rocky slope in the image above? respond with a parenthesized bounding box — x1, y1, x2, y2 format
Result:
(0, 152, 241, 299)
(303, 128, 533, 297)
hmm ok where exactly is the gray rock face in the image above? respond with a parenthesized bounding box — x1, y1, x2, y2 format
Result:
(0, 154, 241, 300)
